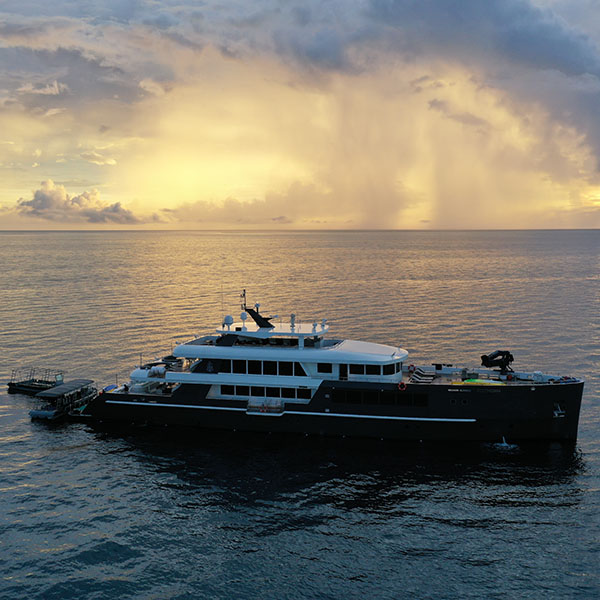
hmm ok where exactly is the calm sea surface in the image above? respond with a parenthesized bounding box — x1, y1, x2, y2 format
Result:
(0, 230, 598, 599)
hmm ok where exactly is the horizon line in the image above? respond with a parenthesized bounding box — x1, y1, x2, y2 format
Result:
(0, 228, 598, 233)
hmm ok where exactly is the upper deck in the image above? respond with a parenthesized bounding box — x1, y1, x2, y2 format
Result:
(217, 319, 330, 339)
(174, 332, 409, 365)
(174, 298, 410, 364)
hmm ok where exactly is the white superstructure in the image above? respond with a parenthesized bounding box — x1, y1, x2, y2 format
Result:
(127, 300, 409, 398)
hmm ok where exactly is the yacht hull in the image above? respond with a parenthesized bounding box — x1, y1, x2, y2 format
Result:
(84, 380, 583, 442)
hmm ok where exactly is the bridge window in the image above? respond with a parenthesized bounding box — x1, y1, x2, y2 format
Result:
(248, 360, 261, 375)
(279, 361, 293, 376)
(233, 360, 246, 374)
(317, 363, 333, 374)
(349, 364, 364, 375)
(383, 364, 395, 375)
(263, 361, 277, 375)
(220, 360, 231, 373)
(366, 365, 380, 375)
(294, 362, 307, 377)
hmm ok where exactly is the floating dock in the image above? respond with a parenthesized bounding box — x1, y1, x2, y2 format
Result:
(8, 368, 64, 396)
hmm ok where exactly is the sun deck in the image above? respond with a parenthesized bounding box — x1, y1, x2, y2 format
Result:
(402, 365, 581, 386)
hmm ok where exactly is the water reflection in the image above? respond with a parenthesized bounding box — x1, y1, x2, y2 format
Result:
(89, 426, 585, 514)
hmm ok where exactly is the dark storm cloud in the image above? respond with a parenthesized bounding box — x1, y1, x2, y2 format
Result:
(366, 0, 600, 171)
(0, 46, 138, 110)
(366, 0, 600, 78)
(274, 27, 350, 71)
(428, 99, 490, 130)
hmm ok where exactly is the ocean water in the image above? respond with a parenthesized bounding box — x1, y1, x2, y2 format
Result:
(0, 229, 598, 599)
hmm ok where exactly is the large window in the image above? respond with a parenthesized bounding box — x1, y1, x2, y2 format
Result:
(263, 361, 277, 375)
(317, 363, 333, 374)
(219, 385, 311, 400)
(366, 365, 380, 376)
(279, 361, 293, 376)
(349, 364, 364, 375)
(248, 360, 261, 374)
(211, 359, 308, 377)
(294, 362, 307, 376)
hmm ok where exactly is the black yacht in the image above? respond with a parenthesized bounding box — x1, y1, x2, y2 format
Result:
(84, 292, 584, 442)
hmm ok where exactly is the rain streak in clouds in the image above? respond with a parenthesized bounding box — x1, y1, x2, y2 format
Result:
(0, 0, 599, 228)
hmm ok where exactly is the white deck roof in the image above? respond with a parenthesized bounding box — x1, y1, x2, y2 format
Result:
(173, 337, 408, 364)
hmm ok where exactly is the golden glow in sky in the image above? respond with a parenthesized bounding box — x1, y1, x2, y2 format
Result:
(0, 1, 599, 229)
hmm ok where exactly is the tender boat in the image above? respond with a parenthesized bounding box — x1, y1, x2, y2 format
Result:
(83, 292, 584, 442)
(30, 379, 97, 421)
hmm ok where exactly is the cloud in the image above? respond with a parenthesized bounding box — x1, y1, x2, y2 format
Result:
(366, 0, 600, 77)
(1, 1, 600, 230)
(80, 150, 117, 166)
(17, 80, 69, 95)
(365, 0, 600, 168)
(17, 179, 140, 223)
(160, 174, 409, 228)
(428, 99, 490, 130)
(139, 78, 167, 96)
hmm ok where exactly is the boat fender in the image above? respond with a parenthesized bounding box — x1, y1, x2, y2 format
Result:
(408, 364, 416, 373)
(398, 382, 407, 391)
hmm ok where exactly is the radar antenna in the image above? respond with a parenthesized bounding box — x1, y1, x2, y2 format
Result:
(238, 289, 274, 329)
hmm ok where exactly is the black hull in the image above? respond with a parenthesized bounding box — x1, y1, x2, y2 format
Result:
(84, 380, 584, 443)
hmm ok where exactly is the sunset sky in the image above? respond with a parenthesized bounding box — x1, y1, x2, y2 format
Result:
(1, 0, 599, 229)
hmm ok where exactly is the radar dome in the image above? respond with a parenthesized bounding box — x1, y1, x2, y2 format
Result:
(223, 315, 234, 326)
